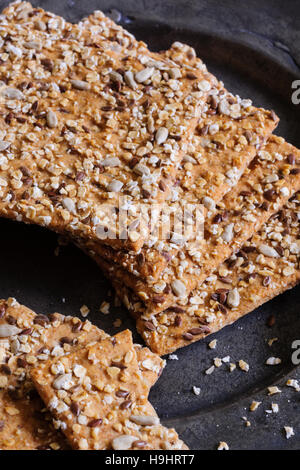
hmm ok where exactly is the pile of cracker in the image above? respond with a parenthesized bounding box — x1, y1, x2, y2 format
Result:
(0, 0, 300, 448)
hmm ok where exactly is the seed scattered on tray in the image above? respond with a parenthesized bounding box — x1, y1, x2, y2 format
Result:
(205, 365, 215, 375)
(250, 401, 261, 412)
(214, 357, 222, 368)
(222, 356, 230, 363)
(218, 441, 229, 450)
(266, 357, 282, 365)
(268, 386, 282, 395)
(192, 386, 201, 396)
(168, 354, 179, 360)
(238, 360, 249, 372)
(113, 318, 122, 328)
(242, 417, 251, 427)
(286, 379, 300, 391)
(80, 305, 90, 317)
(99, 301, 110, 315)
(268, 338, 278, 346)
(284, 426, 295, 439)
(270, 403, 279, 413)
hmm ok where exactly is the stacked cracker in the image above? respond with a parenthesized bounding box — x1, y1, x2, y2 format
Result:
(0, 5, 299, 362)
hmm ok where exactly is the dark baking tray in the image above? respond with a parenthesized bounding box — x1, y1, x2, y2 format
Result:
(0, 0, 300, 450)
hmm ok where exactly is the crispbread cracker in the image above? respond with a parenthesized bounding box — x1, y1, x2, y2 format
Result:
(31, 330, 187, 450)
(0, 1, 214, 251)
(78, 13, 278, 280)
(0, 299, 164, 449)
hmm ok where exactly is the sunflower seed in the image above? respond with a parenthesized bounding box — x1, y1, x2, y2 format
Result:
(34, 20, 46, 31)
(264, 174, 279, 184)
(10, 338, 20, 354)
(62, 197, 76, 214)
(101, 157, 120, 167)
(147, 116, 155, 133)
(198, 79, 211, 92)
(227, 288, 240, 308)
(70, 79, 90, 91)
(107, 180, 123, 192)
(171, 279, 186, 297)
(46, 110, 58, 128)
(222, 223, 234, 242)
(135, 67, 154, 83)
(202, 196, 215, 211)
(133, 163, 150, 176)
(52, 373, 73, 390)
(2, 88, 24, 100)
(112, 435, 138, 450)
(130, 415, 160, 426)
(0, 324, 21, 337)
(266, 357, 281, 366)
(0, 141, 11, 151)
(155, 127, 168, 145)
(109, 71, 123, 83)
(169, 68, 182, 79)
(124, 70, 137, 89)
(258, 244, 279, 258)
(218, 99, 230, 115)
(24, 41, 42, 50)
